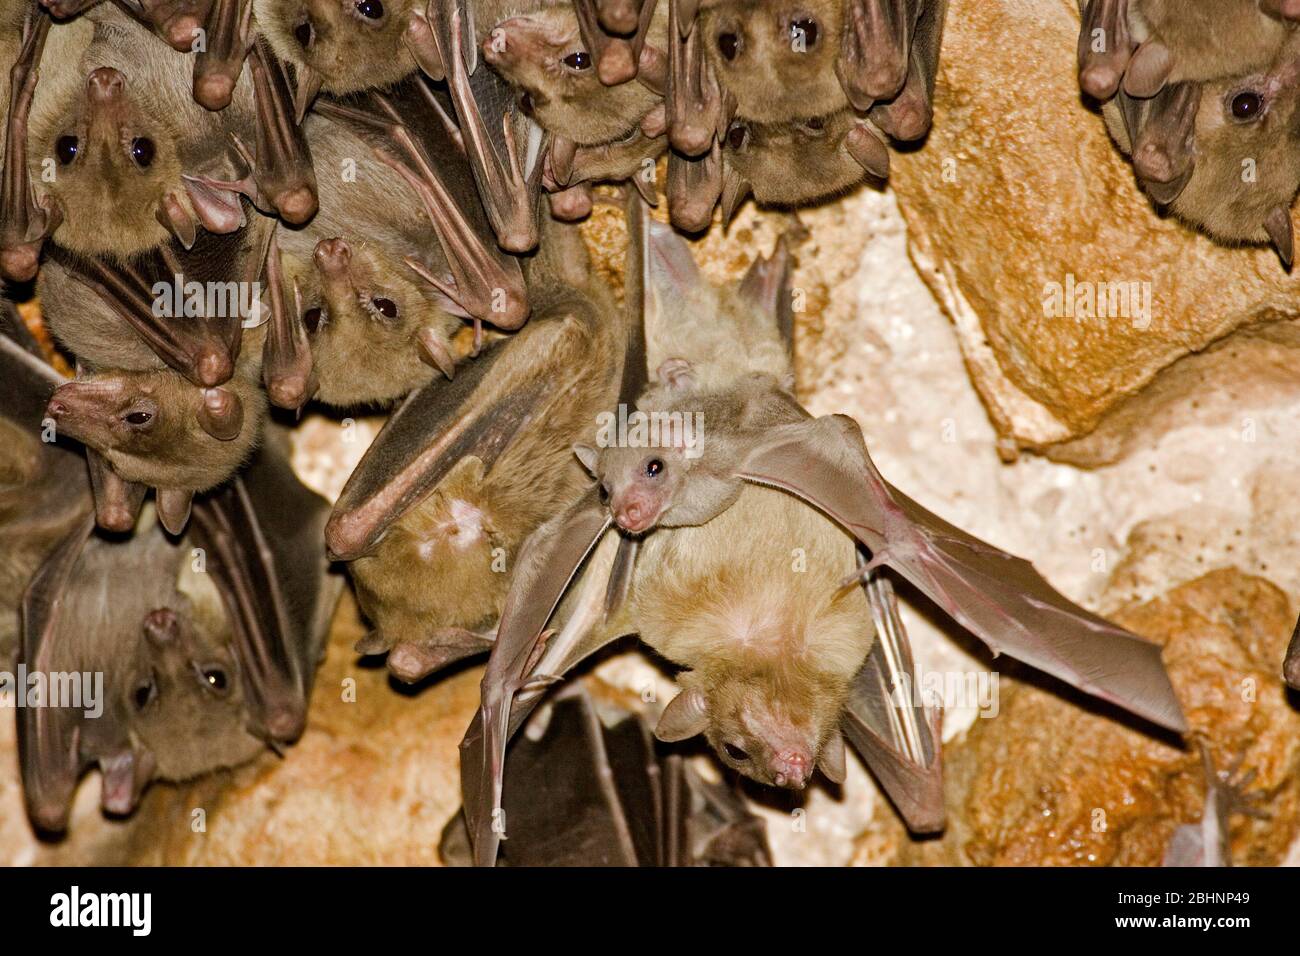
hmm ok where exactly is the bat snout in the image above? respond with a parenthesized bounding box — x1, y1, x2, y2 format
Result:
(770, 749, 810, 789)
(86, 67, 126, 106)
(614, 500, 654, 534)
(314, 237, 353, 277)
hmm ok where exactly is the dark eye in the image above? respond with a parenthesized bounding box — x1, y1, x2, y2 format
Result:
(130, 137, 155, 168)
(294, 20, 313, 48)
(804, 116, 825, 132)
(598, 482, 610, 504)
(1231, 91, 1263, 121)
(645, 457, 664, 478)
(372, 297, 398, 319)
(124, 409, 153, 427)
(303, 307, 322, 334)
(563, 50, 591, 71)
(717, 31, 740, 61)
(723, 743, 749, 761)
(790, 17, 818, 49)
(55, 135, 78, 165)
(355, 0, 383, 19)
(133, 676, 156, 712)
(726, 123, 748, 150)
(199, 666, 229, 693)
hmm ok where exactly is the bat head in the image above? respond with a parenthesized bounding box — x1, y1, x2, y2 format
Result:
(701, 0, 845, 123)
(44, 368, 264, 493)
(1168, 57, 1300, 261)
(32, 67, 209, 258)
(577, 443, 687, 534)
(257, 0, 422, 95)
(483, 13, 661, 145)
(300, 236, 462, 406)
(723, 110, 876, 206)
(127, 596, 266, 781)
(657, 670, 846, 789)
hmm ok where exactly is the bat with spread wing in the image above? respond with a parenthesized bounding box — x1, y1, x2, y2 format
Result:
(459, 200, 1186, 865)
(17, 430, 339, 832)
(440, 685, 772, 866)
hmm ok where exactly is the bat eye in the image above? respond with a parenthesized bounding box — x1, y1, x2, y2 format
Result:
(197, 664, 230, 695)
(372, 297, 398, 319)
(123, 408, 154, 427)
(645, 457, 664, 478)
(130, 137, 156, 168)
(133, 676, 157, 712)
(598, 482, 610, 504)
(717, 31, 740, 61)
(355, 0, 383, 19)
(789, 17, 818, 49)
(293, 20, 313, 48)
(55, 135, 79, 165)
(563, 50, 592, 71)
(723, 743, 749, 761)
(303, 307, 323, 334)
(725, 123, 748, 150)
(1230, 90, 1263, 121)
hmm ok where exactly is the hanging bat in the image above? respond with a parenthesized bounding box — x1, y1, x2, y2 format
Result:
(1283, 612, 1300, 689)
(18, 433, 338, 833)
(328, 215, 629, 683)
(1162, 743, 1267, 866)
(269, 76, 529, 409)
(0, 315, 92, 662)
(866, 0, 944, 143)
(439, 685, 773, 865)
(1103, 39, 1300, 267)
(836, 0, 930, 113)
(458, 200, 1187, 864)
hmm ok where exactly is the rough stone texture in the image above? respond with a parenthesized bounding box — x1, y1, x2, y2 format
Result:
(889, 0, 1300, 459)
(873, 568, 1300, 867)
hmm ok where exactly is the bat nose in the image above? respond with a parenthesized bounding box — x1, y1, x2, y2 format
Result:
(314, 237, 352, 276)
(143, 607, 180, 646)
(615, 502, 649, 532)
(46, 398, 67, 418)
(86, 67, 126, 105)
(771, 750, 810, 789)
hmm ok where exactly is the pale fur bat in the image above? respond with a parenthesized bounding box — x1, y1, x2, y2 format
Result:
(1103, 34, 1300, 267)
(439, 685, 772, 865)
(18, 434, 338, 833)
(326, 216, 627, 683)
(457, 200, 1187, 865)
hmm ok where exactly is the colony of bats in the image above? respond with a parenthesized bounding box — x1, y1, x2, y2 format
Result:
(0, 0, 1295, 866)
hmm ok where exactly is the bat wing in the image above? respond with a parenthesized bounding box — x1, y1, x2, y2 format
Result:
(427, 0, 543, 253)
(243, 38, 318, 224)
(869, 0, 947, 143)
(0, 7, 59, 283)
(1115, 82, 1199, 206)
(837, 0, 922, 111)
(1077, 0, 1134, 101)
(189, 438, 335, 745)
(840, 575, 945, 833)
(665, 0, 725, 158)
(737, 414, 1188, 735)
(191, 0, 252, 111)
(662, 754, 773, 866)
(460, 491, 615, 866)
(314, 77, 529, 328)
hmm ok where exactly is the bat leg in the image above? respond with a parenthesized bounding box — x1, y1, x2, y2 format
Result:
(1, 10, 59, 283)
(666, 0, 720, 158)
(261, 230, 316, 410)
(192, 0, 252, 111)
(1077, 0, 1133, 101)
(247, 40, 318, 224)
(837, 0, 918, 111)
(431, 1, 541, 253)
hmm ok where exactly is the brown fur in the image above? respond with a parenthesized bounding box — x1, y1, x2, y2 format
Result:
(1130, 0, 1292, 84)
(724, 110, 875, 207)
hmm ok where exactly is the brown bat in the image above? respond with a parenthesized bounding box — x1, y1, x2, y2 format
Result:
(4, 3, 314, 273)
(270, 76, 529, 409)
(439, 685, 773, 866)
(328, 216, 629, 683)
(1104, 38, 1300, 266)
(17, 433, 339, 833)
(1162, 743, 1267, 867)
(457, 200, 1187, 864)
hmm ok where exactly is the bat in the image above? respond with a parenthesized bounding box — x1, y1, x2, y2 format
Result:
(191, 0, 253, 112)
(0, 313, 92, 662)
(458, 200, 1187, 864)
(1162, 743, 1267, 867)
(1104, 40, 1300, 267)
(284, 74, 529, 408)
(439, 685, 773, 866)
(698, 0, 845, 125)
(18, 431, 339, 832)
(327, 215, 629, 683)
(1284, 611, 1300, 689)
(866, 0, 945, 143)
(836, 0, 925, 113)
(665, 0, 728, 157)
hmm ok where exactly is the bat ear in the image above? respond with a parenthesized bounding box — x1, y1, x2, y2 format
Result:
(1265, 206, 1294, 270)
(844, 121, 890, 180)
(737, 235, 793, 323)
(573, 443, 599, 476)
(817, 730, 848, 784)
(156, 193, 198, 250)
(655, 688, 710, 742)
(197, 386, 245, 441)
(645, 218, 706, 329)
(156, 488, 195, 536)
